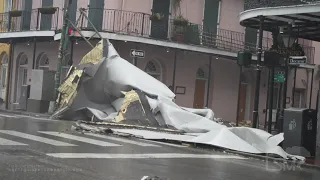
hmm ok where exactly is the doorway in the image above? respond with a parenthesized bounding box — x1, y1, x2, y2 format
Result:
(0, 52, 8, 101)
(193, 67, 208, 108)
(15, 53, 28, 104)
(193, 79, 206, 108)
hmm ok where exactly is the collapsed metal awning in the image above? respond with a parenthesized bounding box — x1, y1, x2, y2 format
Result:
(239, 3, 320, 42)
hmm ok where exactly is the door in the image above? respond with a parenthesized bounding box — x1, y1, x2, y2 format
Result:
(150, 0, 170, 39)
(16, 67, 28, 103)
(88, 0, 104, 31)
(0, 64, 7, 99)
(40, 0, 53, 30)
(69, 0, 77, 24)
(237, 84, 247, 122)
(202, 0, 219, 47)
(193, 79, 206, 108)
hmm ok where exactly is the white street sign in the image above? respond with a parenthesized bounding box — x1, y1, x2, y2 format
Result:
(289, 56, 307, 65)
(130, 49, 145, 58)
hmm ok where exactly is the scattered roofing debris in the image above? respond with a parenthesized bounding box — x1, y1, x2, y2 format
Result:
(52, 39, 305, 161)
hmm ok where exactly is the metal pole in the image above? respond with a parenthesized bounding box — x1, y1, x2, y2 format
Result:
(32, 37, 37, 69)
(236, 66, 243, 127)
(172, 50, 177, 92)
(5, 40, 14, 109)
(69, 39, 74, 66)
(206, 56, 212, 108)
(309, 69, 314, 109)
(291, 67, 297, 107)
(264, 68, 271, 130)
(49, 0, 72, 113)
(133, 44, 138, 66)
(279, 57, 289, 133)
(275, 81, 282, 130)
(268, 67, 275, 133)
(252, 15, 264, 128)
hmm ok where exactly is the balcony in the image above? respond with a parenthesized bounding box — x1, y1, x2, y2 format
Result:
(244, 0, 320, 10)
(0, 8, 315, 64)
(241, 0, 320, 42)
(0, 8, 59, 32)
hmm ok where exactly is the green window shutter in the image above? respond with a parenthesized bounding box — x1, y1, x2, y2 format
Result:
(202, 0, 219, 47)
(150, 0, 170, 39)
(88, 0, 104, 31)
(40, 0, 53, 30)
(21, 0, 32, 30)
(69, 0, 77, 24)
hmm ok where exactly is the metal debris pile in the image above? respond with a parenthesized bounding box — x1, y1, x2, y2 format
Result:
(52, 39, 305, 161)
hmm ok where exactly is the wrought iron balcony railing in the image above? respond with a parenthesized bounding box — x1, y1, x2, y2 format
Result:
(0, 8, 315, 64)
(0, 8, 59, 32)
(244, 0, 320, 10)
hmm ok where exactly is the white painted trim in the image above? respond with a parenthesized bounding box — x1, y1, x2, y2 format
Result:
(0, 137, 27, 146)
(86, 133, 160, 147)
(38, 131, 122, 147)
(217, 0, 222, 28)
(54, 31, 259, 60)
(46, 153, 247, 159)
(0, 130, 77, 146)
(0, 31, 55, 39)
(239, 3, 320, 22)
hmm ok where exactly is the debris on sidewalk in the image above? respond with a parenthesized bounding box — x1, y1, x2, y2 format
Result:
(52, 39, 306, 161)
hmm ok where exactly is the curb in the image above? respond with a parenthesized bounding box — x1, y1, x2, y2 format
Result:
(0, 109, 51, 119)
(141, 138, 320, 171)
(74, 122, 320, 170)
(186, 143, 320, 171)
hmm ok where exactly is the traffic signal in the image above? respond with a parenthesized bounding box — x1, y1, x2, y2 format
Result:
(237, 51, 252, 67)
(67, 27, 74, 36)
(264, 51, 281, 67)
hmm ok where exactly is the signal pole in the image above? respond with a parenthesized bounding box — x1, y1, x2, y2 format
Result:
(252, 16, 264, 128)
(49, 0, 72, 113)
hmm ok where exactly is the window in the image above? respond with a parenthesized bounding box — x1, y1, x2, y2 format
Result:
(196, 67, 209, 80)
(197, 68, 205, 78)
(293, 89, 306, 108)
(1, 68, 7, 87)
(18, 53, 28, 86)
(22, 68, 28, 85)
(0, 53, 8, 88)
(145, 60, 162, 81)
(37, 53, 50, 70)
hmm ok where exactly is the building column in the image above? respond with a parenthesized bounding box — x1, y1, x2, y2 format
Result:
(5, 40, 14, 109)
(205, 56, 212, 108)
(171, 49, 177, 93)
(32, 37, 37, 69)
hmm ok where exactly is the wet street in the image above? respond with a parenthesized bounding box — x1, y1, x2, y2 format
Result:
(0, 113, 319, 180)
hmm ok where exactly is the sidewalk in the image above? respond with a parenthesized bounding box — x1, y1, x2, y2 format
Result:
(0, 108, 51, 119)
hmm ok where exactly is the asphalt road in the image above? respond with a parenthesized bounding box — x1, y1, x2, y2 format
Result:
(0, 113, 319, 180)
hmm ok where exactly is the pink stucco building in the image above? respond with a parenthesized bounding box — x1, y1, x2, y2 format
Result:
(0, 0, 318, 125)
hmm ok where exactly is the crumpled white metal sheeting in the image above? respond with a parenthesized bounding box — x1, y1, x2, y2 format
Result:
(71, 41, 304, 161)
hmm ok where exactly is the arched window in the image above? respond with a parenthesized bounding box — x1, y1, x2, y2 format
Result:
(145, 60, 162, 81)
(196, 67, 208, 79)
(18, 53, 28, 86)
(19, 54, 28, 66)
(36, 52, 49, 70)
